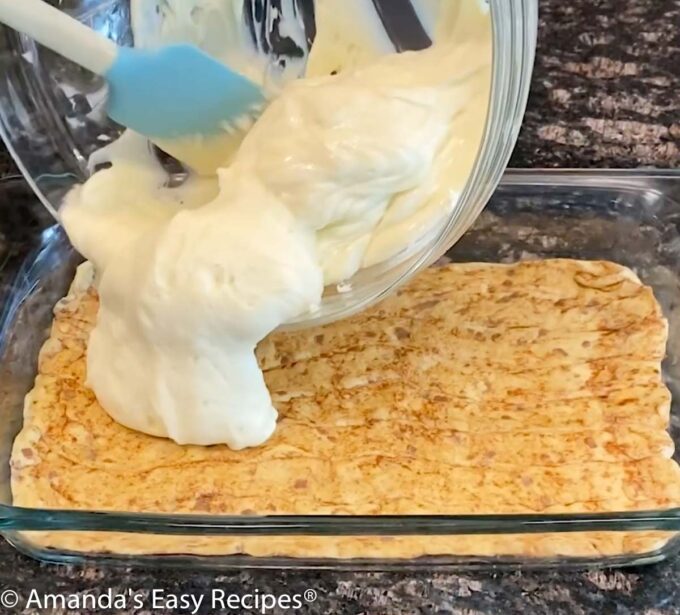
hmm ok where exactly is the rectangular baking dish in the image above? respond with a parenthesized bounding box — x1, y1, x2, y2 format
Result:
(0, 169, 678, 570)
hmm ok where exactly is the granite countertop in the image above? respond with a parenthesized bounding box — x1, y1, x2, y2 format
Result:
(0, 0, 679, 613)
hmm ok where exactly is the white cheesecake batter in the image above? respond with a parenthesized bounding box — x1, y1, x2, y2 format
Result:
(60, 0, 492, 448)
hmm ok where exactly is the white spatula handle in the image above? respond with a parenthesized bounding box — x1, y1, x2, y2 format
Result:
(0, 0, 118, 75)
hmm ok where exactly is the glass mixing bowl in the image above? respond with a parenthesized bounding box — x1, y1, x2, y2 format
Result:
(0, 0, 537, 328)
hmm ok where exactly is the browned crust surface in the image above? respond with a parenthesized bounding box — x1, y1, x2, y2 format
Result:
(10, 259, 680, 559)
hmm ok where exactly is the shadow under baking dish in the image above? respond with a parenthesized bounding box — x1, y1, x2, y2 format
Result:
(0, 169, 679, 570)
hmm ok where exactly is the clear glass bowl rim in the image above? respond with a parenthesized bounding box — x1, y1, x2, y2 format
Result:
(0, 0, 540, 330)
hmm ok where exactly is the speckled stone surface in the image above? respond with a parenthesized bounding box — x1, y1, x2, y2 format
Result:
(0, 541, 677, 615)
(510, 0, 680, 169)
(0, 0, 679, 613)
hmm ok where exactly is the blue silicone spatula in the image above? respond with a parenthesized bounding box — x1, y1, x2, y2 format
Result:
(0, 0, 265, 166)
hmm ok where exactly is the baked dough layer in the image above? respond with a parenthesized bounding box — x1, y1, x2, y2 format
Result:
(10, 259, 680, 560)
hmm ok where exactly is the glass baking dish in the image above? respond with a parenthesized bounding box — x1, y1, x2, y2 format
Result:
(0, 169, 679, 570)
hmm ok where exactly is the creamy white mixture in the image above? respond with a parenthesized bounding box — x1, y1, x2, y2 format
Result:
(61, 0, 491, 448)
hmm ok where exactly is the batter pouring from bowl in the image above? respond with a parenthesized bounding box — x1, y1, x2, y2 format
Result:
(59, 0, 492, 449)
